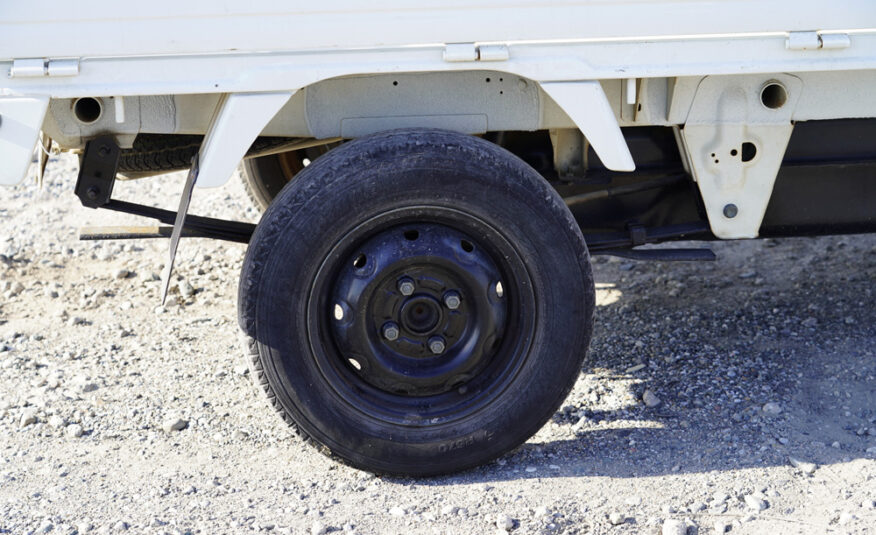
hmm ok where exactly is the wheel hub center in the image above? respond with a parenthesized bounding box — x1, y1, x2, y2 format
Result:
(328, 222, 510, 396)
(400, 295, 442, 334)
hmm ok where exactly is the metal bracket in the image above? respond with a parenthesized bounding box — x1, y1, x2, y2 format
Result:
(680, 74, 802, 238)
(9, 58, 79, 78)
(160, 154, 199, 304)
(786, 31, 850, 51)
(442, 43, 509, 62)
(627, 222, 647, 247)
(74, 135, 120, 208)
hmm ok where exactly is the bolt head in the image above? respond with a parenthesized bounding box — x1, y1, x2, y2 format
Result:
(723, 203, 739, 219)
(86, 186, 100, 200)
(382, 322, 400, 341)
(428, 336, 446, 355)
(443, 291, 461, 310)
(397, 278, 415, 296)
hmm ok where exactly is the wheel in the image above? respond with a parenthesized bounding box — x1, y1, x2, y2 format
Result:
(238, 128, 595, 475)
(241, 146, 332, 210)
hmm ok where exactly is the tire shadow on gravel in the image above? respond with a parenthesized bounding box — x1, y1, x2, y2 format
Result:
(405, 236, 876, 484)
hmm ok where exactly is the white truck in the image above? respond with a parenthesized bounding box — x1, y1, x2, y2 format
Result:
(2, 1, 875, 475)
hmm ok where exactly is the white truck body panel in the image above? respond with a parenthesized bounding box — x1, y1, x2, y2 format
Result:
(2, 1, 874, 58)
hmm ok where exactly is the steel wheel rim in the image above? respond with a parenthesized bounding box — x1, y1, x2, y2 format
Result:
(305, 206, 536, 426)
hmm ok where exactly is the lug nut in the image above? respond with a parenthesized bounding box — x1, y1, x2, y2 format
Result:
(382, 322, 400, 341)
(428, 336, 446, 355)
(443, 291, 461, 310)
(397, 277, 415, 296)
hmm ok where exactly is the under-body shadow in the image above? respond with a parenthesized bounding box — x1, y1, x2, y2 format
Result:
(396, 236, 876, 484)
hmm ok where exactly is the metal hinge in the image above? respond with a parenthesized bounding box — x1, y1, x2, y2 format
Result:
(786, 31, 851, 51)
(443, 43, 509, 63)
(9, 58, 79, 78)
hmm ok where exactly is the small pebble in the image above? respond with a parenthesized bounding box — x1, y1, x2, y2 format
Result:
(789, 457, 817, 474)
(838, 512, 857, 525)
(642, 389, 661, 407)
(20, 407, 38, 427)
(607, 512, 626, 525)
(762, 402, 782, 416)
(48, 415, 65, 428)
(162, 418, 188, 433)
(744, 494, 768, 511)
(495, 513, 514, 531)
(661, 518, 692, 535)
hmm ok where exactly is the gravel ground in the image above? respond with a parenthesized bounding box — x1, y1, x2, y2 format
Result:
(0, 153, 874, 535)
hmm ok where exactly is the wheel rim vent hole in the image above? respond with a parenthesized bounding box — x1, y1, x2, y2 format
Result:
(353, 253, 367, 268)
(348, 358, 362, 371)
(404, 229, 419, 241)
(461, 240, 474, 252)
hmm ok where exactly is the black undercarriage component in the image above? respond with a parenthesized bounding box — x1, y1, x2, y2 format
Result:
(100, 200, 254, 243)
(118, 134, 328, 176)
(76, 137, 713, 258)
(75, 136, 256, 243)
(74, 135, 121, 208)
(77, 119, 876, 254)
(593, 247, 716, 262)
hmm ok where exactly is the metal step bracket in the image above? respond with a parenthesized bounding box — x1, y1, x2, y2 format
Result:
(158, 91, 294, 303)
(680, 74, 802, 238)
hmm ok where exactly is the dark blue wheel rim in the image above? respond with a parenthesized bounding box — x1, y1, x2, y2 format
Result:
(306, 206, 536, 426)
(330, 222, 507, 396)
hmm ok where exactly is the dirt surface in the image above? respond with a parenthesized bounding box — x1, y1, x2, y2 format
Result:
(0, 154, 874, 535)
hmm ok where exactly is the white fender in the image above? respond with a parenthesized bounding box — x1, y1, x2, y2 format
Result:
(195, 91, 295, 188)
(0, 96, 50, 185)
(539, 81, 635, 172)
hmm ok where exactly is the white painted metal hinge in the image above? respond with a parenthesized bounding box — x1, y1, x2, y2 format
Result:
(443, 43, 509, 63)
(9, 58, 79, 78)
(786, 31, 850, 51)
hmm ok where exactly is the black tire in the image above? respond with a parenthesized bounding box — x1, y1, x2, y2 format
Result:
(241, 153, 294, 210)
(238, 128, 595, 476)
(241, 146, 333, 210)
(118, 134, 202, 175)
